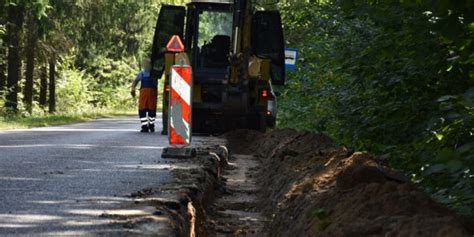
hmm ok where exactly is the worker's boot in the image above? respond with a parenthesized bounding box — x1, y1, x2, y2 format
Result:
(148, 116, 156, 133)
(140, 115, 148, 133)
(140, 125, 149, 133)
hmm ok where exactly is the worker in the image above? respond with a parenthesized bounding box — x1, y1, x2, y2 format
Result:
(131, 59, 157, 133)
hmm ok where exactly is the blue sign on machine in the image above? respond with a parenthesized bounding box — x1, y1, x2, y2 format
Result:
(285, 48, 298, 71)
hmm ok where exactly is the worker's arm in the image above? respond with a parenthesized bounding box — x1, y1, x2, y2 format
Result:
(130, 74, 140, 97)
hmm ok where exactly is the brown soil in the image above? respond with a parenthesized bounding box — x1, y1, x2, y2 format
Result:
(225, 129, 471, 237)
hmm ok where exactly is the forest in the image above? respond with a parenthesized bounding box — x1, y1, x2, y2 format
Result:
(0, 0, 472, 222)
(0, 0, 178, 123)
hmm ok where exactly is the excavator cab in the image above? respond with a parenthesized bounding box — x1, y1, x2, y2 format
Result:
(152, 0, 285, 133)
(190, 6, 232, 70)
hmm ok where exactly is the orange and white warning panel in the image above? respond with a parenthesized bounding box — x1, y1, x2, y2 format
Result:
(169, 65, 192, 145)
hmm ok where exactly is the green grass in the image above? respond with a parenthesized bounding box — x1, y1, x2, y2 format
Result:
(0, 109, 135, 130)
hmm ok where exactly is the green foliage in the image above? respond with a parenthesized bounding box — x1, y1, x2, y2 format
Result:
(56, 67, 93, 113)
(84, 55, 137, 109)
(277, 0, 474, 220)
(54, 55, 137, 114)
(198, 11, 233, 47)
(71, 0, 161, 64)
(0, 24, 4, 38)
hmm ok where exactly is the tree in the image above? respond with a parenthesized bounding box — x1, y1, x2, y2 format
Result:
(35, 0, 74, 113)
(23, 14, 38, 113)
(0, 31, 6, 94)
(0, 0, 6, 94)
(5, 2, 24, 111)
(48, 59, 55, 112)
(39, 65, 47, 108)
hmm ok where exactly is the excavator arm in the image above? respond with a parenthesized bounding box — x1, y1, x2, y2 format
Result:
(229, 0, 253, 84)
(230, 0, 285, 85)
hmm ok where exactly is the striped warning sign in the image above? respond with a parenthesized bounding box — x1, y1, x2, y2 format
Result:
(169, 65, 192, 145)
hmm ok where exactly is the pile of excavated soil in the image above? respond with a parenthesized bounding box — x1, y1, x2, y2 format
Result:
(225, 129, 471, 237)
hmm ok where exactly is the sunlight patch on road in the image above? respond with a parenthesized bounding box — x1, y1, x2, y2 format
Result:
(75, 196, 131, 204)
(31, 200, 72, 205)
(116, 163, 200, 171)
(0, 176, 41, 181)
(1, 128, 138, 133)
(103, 209, 149, 216)
(0, 223, 36, 228)
(66, 209, 105, 216)
(67, 208, 149, 217)
(33, 128, 137, 132)
(0, 144, 164, 150)
(61, 219, 109, 227)
(0, 214, 62, 225)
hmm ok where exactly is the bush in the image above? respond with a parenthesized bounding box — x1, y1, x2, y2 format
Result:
(56, 67, 94, 113)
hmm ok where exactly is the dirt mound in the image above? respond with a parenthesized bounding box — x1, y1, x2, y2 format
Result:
(224, 129, 263, 154)
(225, 129, 471, 236)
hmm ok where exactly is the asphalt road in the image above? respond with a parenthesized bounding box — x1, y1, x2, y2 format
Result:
(0, 116, 174, 236)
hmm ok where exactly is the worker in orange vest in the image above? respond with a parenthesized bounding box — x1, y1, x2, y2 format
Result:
(131, 59, 157, 133)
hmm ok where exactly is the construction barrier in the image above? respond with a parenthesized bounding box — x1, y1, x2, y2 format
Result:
(169, 65, 192, 145)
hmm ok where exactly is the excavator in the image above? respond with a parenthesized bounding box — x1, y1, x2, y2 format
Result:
(150, 0, 285, 134)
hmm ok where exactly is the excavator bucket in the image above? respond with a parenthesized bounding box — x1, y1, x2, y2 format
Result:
(252, 11, 286, 85)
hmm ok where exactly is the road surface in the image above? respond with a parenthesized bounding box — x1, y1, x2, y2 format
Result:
(0, 116, 173, 236)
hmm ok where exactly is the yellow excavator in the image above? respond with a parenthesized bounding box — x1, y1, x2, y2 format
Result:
(151, 0, 285, 134)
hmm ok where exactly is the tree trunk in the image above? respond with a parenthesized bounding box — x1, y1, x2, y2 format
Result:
(5, 4, 24, 111)
(0, 0, 6, 94)
(48, 59, 56, 113)
(23, 15, 37, 113)
(0, 48, 5, 94)
(39, 65, 47, 108)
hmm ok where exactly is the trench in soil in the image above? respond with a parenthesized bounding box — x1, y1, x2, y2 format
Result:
(184, 129, 472, 237)
(204, 154, 267, 236)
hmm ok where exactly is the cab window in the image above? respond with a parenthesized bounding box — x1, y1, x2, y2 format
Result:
(196, 11, 232, 69)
